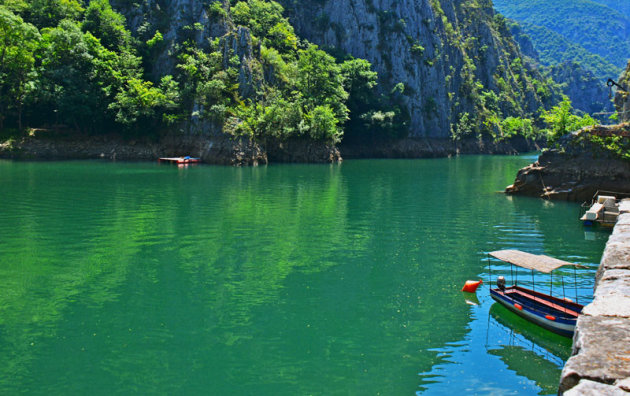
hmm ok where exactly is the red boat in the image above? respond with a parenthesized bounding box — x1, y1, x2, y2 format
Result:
(158, 156, 201, 164)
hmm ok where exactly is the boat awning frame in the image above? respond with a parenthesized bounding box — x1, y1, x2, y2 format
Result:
(488, 250, 587, 273)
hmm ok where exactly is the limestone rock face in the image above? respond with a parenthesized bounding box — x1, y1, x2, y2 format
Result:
(114, 0, 549, 139)
(615, 61, 630, 123)
(0, 133, 270, 166)
(279, 0, 548, 137)
(105, 0, 552, 160)
(550, 62, 614, 116)
(563, 379, 628, 396)
(505, 124, 630, 201)
(220, 26, 260, 100)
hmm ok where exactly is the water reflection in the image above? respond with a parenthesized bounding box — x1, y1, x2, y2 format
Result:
(488, 304, 571, 395)
(0, 157, 606, 395)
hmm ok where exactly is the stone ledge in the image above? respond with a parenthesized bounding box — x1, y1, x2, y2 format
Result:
(563, 379, 628, 395)
(560, 316, 630, 393)
(561, 202, 630, 394)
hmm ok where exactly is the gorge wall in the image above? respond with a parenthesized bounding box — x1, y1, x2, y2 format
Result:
(280, 0, 551, 137)
(504, 123, 630, 201)
(112, 0, 552, 139)
(1, 0, 560, 163)
(615, 61, 630, 123)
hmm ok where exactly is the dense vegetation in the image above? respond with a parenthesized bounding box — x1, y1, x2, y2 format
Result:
(0, 0, 595, 147)
(0, 0, 405, 143)
(493, 0, 628, 80)
(0, 0, 178, 134)
(507, 22, 620, 81)
(589, 0, 630, 18)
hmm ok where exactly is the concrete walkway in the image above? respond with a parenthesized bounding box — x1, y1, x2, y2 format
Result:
(560, 199, 630, 394)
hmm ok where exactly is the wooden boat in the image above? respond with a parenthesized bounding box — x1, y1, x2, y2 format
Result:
(158, 156, 201, 164)
(488, 250, 585, 338)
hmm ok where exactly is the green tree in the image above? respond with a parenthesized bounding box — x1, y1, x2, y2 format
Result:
(296, 44, 348, 123)
(35, 19, 157, 134)
(36, 20, 112, 131)
(0, 6, 40, 129)
(307, 105, 341, 143)
(109, 76, 179, 126)
(232, 0, 297, 53)
(22, 0, 84, 28)
(501, 116, 535, 140)
(82, 0, 131, 51)
(340, 58, 378, 114)
(541, 97, 598, 142)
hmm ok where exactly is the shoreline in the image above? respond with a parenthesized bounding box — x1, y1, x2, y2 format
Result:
(0, 133, 541, 165)
(559, 200, 630, 394)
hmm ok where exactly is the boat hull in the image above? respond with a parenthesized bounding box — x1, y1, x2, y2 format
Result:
(490, 286, 582, 338)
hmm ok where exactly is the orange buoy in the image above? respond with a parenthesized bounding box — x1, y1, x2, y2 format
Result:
(514, 303, 523, 310)
(461, 280, 483, 293)
(545, 315, 556, 321)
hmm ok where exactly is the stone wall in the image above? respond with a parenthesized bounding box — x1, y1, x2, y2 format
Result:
(559, 199, 630, 394)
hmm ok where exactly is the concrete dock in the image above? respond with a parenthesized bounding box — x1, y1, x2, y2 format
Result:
(560, 199, 630, 394)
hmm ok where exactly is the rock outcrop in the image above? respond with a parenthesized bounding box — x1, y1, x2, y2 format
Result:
(114, 0, 552, 139)
(279, 0, 551, 137)
(505, 124, 630, 201)
(559, 200, 630, 394)
(550, 61, 614, 117)
(615, 61, 630, 123)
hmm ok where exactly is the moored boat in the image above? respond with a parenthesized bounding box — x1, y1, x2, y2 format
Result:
(158, 156, 201, 164)
(488, 250, 585, 338)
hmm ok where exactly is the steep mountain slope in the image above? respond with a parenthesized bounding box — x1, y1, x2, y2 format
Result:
(493, 0, 628, 78)
(548, 62, 611, 116)
(1, 0, 559, 162)
(509, 22, 620, 80)
(278, 0, 553, 138)
(590, 0, 630, 17)
(616, 61, 630, 122)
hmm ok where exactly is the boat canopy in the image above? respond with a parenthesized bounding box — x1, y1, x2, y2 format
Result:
(489, 250, 586, 273)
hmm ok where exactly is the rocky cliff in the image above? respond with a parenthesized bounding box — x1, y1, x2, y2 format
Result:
(1, 0, 559, 164)
(279, 0, 551, 137)
(615, 61, 630, 123)
(111, 0, 552, 139)
(505, 123, 630, 201)
(549, 62, 614, 117)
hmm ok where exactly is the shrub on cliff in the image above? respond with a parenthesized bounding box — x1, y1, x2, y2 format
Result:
(575, 124, 630, 160)
(542, 97, 598, 143)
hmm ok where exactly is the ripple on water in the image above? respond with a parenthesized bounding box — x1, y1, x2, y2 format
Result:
(0, 158, 606, 395)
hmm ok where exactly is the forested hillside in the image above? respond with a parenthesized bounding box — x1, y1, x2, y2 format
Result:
(1, 0, 570, 156)
(507, 22, 620, 80)
(2, 0, 387, 144)
(493, 0, 628, 79)
(590, 0, 630, 17)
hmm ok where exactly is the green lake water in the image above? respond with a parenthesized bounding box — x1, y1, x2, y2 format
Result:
(0, 156, 608, 395)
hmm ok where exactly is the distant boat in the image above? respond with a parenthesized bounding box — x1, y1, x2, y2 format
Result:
(158, 156, 201, 164)
(488, 250, 585, 338)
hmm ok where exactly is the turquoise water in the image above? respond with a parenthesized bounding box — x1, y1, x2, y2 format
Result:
(0, 156, 608, 395)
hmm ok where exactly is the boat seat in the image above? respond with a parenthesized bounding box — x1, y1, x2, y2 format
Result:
(505, 289, 580, 317)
